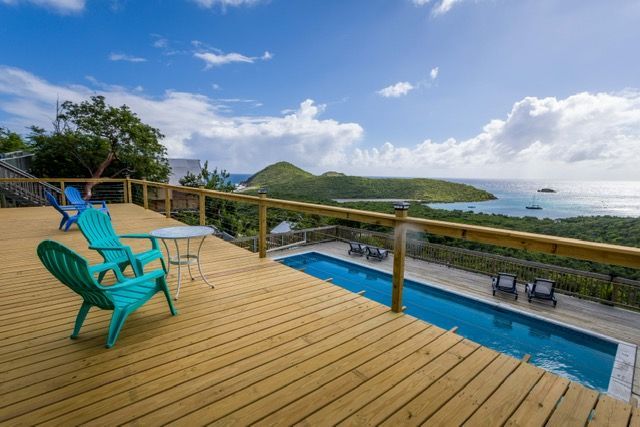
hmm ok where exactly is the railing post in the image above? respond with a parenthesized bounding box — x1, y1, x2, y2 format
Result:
(199, 185, 206, 226)
(126, 175, 132, 204)
(165, 187, 171, 219)
(258, 187, 268, 258)
(142, 181, 148, 209)
(391, 202, 410, 313)
(60, 181, 66, 205)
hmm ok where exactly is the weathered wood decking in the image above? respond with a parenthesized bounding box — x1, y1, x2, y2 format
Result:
(0, 204, 637, 426)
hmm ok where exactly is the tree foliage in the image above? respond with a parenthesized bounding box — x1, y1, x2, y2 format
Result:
(29, 96, 170, 196)
(0, 127, 28, 153)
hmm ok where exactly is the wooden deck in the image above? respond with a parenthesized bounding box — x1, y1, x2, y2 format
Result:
(0, 204, 637, 426)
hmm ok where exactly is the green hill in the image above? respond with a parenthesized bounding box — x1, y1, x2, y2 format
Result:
(243, 162, 495, 203)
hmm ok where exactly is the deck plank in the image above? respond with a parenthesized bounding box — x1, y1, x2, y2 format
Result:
(505, 372, 570, 427)
(0, 203, 634, 426)
(546, 382, 600, 426)
(589, 395, 632, 426)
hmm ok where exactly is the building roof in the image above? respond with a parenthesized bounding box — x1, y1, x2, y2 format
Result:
(270, 221, 295, 234)
(168, 158, 202, 185)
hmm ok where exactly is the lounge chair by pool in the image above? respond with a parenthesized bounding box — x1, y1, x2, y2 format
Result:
(366, 246, 388, 261)
(348, 242, 366, 256)
(492, 272, 518, 300)
(526, 278, 557, 307)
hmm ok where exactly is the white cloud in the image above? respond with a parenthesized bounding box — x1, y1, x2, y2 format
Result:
(351, 91, 640, 179)
(432, 0, 463, 15)
(0, 0, 84, 13)
(194, 52, 254, 67)
(430, 67, 439, 80)
(377, 82, 414, 98)
(194, 50, 272, 68)
(0, 66, 363, 172)
(191, 0, 262, 8)
(108, 53, 147, 63)
(412, 0, 467, 16)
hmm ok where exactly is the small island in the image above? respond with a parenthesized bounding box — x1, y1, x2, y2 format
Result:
(240, 161, 496, 203)
(537, 188, 557, 193)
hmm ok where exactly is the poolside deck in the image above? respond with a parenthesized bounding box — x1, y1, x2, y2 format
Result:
(0, 203, 637, 426)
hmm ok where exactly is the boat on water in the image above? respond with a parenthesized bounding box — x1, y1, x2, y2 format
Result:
(537, 188, 556, 193)
(526, 195, 543, 210)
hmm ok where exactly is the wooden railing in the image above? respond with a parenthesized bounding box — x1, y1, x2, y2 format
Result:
(3, 176, 640, 312)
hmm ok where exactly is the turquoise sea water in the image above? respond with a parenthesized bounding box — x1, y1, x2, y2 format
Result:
(280, 252, 617, 392)
(428, 179, 640, 219)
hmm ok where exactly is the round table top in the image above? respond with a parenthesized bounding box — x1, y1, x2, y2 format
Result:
(150, 225, 217, 239)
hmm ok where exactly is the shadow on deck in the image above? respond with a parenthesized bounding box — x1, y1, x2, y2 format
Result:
(0, 204, 637, 425)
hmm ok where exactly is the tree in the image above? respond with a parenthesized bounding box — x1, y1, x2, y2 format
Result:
(179, 161, 235, 192)
(29, 96, 170, 197)
(0, 127, 28, 153)
(179, 162, 247, 234)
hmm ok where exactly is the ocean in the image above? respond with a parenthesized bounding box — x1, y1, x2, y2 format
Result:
(229, 173, 252, 185)
(428, 179, 640, 219)
(231, 172, 640, 219)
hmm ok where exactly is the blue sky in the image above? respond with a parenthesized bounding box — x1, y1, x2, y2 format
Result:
(1, 0, 640, 179)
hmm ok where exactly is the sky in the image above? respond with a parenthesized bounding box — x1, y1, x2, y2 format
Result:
(1, 0, 640, 179)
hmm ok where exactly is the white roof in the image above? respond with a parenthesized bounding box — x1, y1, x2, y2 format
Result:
(270, 221, 295, 234)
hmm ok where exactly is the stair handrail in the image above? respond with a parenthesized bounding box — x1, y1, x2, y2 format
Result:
(0, 159, 61, 205)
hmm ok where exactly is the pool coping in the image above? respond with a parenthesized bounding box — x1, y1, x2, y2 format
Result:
(274, 249, 637, 401)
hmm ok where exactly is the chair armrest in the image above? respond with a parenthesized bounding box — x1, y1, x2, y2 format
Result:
(98, 268, 165, 290)
(89, 200, 108, 209)
(118, 234, 160, 251)
(89, 261, 127, 282)
(89, 244, 138, 272)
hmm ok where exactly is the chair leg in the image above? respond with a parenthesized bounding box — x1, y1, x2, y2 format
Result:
(97, 269, 108, 283)
(106, 309, 129, 348)
(64, 217, 76, 231)
(159, 276, 178, 316)
(70, 302, 92, 339)
(59, 217, 67, 230)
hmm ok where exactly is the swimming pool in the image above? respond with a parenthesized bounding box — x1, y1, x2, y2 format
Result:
(279, 251, 620, 393)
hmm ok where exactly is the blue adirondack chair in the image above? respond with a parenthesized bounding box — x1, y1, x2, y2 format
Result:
(77, 209, 167, 280)
(45, 191, 84, 231)
(64, 186, 110, 216)
(37, 240, 177, 348)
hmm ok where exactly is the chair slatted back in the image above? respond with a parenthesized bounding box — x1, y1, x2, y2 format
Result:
(65, 186, 87, 206)
(37, 240, 115, 309)
(45, 191, 66, 215)
(77, 209, 123, 264)
(534, 279, 554, 295)
(497, 273, 516, 289)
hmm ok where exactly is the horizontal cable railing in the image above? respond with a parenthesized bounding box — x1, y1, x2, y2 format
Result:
(3, 176, 640, 312)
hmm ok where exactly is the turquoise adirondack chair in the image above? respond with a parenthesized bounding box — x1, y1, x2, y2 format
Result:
(37, 240, 177, 348)
(77, 209, 167, 281)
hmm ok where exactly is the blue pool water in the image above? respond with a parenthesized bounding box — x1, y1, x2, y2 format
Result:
(279, 252, 618, 392)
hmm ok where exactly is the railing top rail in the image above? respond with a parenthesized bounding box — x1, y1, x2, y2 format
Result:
(5, 177, 640, 269)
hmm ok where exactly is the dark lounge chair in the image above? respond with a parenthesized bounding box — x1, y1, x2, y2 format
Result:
(366, 246, 388, 261)
(526, 278, 557, 307)
(348, 242, 366, 256)
(492, 273, 518, 300)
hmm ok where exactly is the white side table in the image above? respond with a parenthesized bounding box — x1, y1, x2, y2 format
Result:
(150, 225, 217, 299)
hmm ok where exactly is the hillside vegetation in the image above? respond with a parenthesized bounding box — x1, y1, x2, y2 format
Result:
(243, 162, 495, 203)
